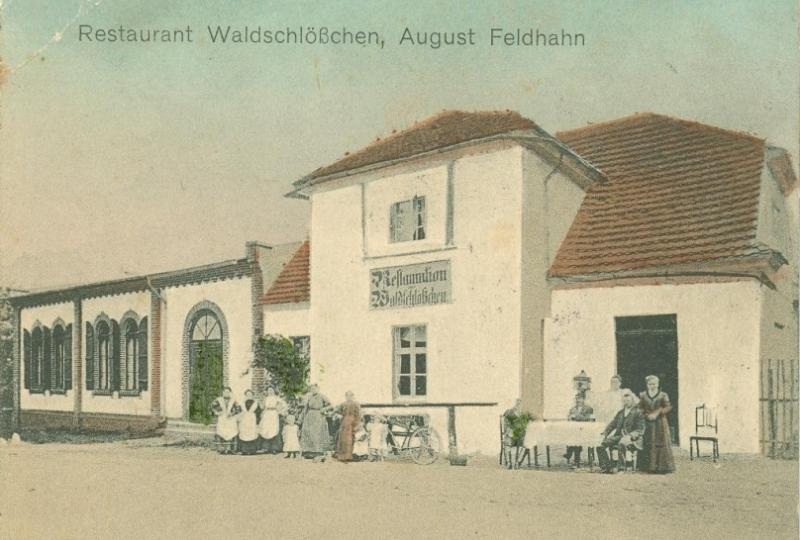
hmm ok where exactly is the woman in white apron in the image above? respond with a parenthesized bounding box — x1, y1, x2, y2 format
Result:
(238, 389, 260, 455)
(259, 387, 286, 454)
(211, 387, 241, 454)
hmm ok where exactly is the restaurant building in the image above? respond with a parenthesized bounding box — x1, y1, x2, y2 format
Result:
(9, 110, 798, 456)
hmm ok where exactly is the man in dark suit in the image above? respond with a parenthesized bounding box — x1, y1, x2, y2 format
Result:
(596, 389, 645, 473)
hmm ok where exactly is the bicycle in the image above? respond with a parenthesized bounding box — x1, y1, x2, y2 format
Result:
(375, 413, 442, 465)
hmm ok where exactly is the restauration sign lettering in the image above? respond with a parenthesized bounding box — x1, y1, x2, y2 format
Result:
(369, 260, 451, 310)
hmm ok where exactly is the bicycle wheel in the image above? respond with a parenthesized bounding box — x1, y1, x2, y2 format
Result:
(410, 426, 441, 465)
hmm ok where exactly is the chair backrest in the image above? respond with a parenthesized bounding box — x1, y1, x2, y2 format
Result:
(695, 404, 718, 434)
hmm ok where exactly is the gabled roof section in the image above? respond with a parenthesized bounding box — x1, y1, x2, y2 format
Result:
(550, 113, 773, 279)
(303, 110, 536, 182)
(290, 109, 606, 195)
(260, 240, 310, 305)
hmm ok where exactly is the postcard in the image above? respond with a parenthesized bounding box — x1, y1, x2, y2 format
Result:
(0, 2, 797, 539)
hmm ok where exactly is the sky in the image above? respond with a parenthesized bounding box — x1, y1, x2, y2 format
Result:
(0, 0, 798, 291)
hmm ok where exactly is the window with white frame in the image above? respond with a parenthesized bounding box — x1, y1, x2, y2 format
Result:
(393, 325, 427, 398)
(389, 196, 426, 243)
(291, 336, 310, 360)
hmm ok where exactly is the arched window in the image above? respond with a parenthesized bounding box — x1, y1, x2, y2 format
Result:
(85, 322, 95, 390)
(64, 324, 72, 391)
(31, 327, 43, 391)
(188, 309, 224, 423)
(53, 325, 66, 391)
(123, 319, 139, 392)
(23, 330, 31, 390)
(96, 321, 111, 391)
(192, 311, 222, 342)
(138, 317, 148, 391)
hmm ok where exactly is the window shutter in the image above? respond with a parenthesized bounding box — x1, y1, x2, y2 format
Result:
(43, 327, 52, 391)
(138, 317, 148, 391)
(64, 324, 73, 391)
(111, 320, 120, 391)
(23, 330, 31, 390)
(389, 202, 398, 242)
(85, 323, 94, 390)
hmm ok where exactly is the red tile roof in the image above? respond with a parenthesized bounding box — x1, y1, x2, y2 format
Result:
(550, 113, 772, 278)
(260, 240, 310, 305)
(302, 110, 539, 182)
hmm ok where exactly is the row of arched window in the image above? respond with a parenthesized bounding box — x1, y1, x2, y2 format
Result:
(86, 314, 148, 394)
(23, 322, 73, 393)
(22, 313, 148, 396)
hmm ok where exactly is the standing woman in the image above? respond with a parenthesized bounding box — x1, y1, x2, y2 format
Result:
(211, 387, 241, 454)
(333, 391, 361, 462)
(299, 384, 332, 458)
(259, 386, 286, 454)
(238, 389, 260, 455)
(638, 375, 675, 473)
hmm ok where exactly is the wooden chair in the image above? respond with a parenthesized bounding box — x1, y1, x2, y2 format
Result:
(499, 415, 534, 469)
(608, 444, 639, 471)
(689, 404, 719, 462)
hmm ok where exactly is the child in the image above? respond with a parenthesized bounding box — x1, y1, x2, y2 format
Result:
(352, 421, 369, 461)
(282, 414, 301, 459)
(367, 414, 388, 462)
(564, 393, 594, 467)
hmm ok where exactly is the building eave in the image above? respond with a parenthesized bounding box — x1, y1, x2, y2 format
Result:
(10, 258, 256, 309)
(548, 253, 781, 290)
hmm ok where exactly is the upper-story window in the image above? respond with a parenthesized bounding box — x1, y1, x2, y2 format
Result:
(390, 196, 426, 243)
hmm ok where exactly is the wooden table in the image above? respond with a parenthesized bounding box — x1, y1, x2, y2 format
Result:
(522, 420, 606, 467)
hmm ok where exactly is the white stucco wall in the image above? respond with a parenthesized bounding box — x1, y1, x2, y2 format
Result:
(263, 303, 310, 339)
(544, 281, 763, 453)
(82, 292, 152, 415)
(309, 146, 526, 454)
(161, 277, 253, 417)
(19, 302, 75, 412)
(518, 148, 589, 414)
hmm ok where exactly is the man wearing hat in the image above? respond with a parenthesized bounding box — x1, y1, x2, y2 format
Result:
(596, 389, 645, 473)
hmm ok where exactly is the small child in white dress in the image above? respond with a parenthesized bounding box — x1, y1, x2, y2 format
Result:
(282, 414, 300, 459)
(367, 414, 388, 462)
(353, 421, 369, 460)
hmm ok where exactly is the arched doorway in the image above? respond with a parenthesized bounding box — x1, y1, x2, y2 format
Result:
(184, 306, 228, 424)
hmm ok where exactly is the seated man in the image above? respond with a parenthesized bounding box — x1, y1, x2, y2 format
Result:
(502, 399, 531, 469)
(564, 393, 594, 467)
(596, 389, 644, 473)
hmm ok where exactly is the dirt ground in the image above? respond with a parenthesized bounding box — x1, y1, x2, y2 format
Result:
(0, 440, 797, 540)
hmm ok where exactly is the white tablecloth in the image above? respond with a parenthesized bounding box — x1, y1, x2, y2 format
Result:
(522, 421, 605, 448)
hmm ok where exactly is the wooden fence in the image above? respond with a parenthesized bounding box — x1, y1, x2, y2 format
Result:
(760, 358, 799, 459)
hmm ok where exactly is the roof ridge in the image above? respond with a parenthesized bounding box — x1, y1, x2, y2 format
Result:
(296, 109, 540, 186)
(557, 112, 765, 144)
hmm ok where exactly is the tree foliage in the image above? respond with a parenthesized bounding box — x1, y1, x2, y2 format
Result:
(253, 334, 309, 401)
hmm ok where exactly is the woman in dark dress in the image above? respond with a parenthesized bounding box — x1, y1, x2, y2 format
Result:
(333, 391, 361, 462)
(638, 375, 675, 473)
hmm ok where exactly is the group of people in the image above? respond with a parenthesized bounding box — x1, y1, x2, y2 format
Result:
(211, 384, 389, 462)
(503, 374, 675, 474)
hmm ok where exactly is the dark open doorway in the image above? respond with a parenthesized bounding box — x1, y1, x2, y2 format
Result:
(615, 314, 679, 444)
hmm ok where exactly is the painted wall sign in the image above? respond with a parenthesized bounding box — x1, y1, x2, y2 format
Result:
(369, 260, 451, 310)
